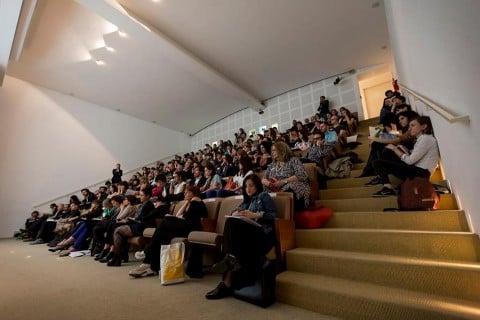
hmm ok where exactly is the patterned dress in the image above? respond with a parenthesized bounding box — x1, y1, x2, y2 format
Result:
(264, 157, 311, 207)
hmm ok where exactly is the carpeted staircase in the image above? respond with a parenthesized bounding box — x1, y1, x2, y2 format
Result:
(276, 118, 480, 319)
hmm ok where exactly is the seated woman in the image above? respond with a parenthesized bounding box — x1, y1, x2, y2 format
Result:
(129, 186, 207, 278)
(339, 107, 358, 135)
(205, 174, 277, 299)
(370, 116, 439, 197)
(360, 110, 418, 178)
(104, 188, 155, 267)
(208, 156, 254, 198)
(167, 171, 187, 202)
(49, 200, 102, 256)
(261, 141, 311, 210)
(202, 162, 223, 198)
(80, 188, 96, 210)
(253, 141, 272, 171)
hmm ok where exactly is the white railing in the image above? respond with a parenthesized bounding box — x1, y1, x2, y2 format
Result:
(400, 84, 470, 124)
(33, 155, 174, 210)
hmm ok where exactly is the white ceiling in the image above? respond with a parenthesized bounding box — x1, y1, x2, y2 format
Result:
(5, 0, 391, 136)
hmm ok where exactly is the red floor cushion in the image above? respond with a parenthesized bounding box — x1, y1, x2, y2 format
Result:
(295, 206, 333, 229)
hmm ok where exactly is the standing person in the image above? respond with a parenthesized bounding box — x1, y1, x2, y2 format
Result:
(317, 96, 330, 119)
(370, 116, 439, 197)
(112, 163, 123, 184)
(205, 174, 277, 300)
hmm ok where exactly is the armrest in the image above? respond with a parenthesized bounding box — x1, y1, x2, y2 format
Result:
(142, 228, 156, 238)
(275, 219, 296, 263)
(201, 218, 217, 232)
(188, 231, 223, 247)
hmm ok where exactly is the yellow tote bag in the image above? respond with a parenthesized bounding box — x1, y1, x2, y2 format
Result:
(160, 242, 185, 285)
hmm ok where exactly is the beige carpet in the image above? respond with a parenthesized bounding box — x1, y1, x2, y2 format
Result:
(0, 239, 338, 320)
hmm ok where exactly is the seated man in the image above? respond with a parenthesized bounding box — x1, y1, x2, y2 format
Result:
(301, 133, 334, 171)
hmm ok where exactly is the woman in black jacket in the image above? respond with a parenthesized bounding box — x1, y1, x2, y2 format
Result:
(129, 185, 207, 277)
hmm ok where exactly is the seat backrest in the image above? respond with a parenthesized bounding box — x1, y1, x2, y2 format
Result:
(171, 200, 186, 216)
(215, 196, 243, 234)
(202, 198, 222, 220)
(270, 192, 294, 219)
(270, 193, 293, 221)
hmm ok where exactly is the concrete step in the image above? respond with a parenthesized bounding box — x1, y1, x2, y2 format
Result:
(276, 271, 480, 320)
(316, 194, 458, 211)
(327, 171, 443, 188)
(320, 185, 450, 200)
(324, 210, 469, 232)
(286, 248, 480, 302)
(295, 228, 480, 262)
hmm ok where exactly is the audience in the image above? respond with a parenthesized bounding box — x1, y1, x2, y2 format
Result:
(16, 99, 443, 308)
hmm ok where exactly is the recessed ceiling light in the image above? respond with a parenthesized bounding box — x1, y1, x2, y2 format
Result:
(95, 60, 105, 65)
(118, 31, 127, 37)
(105, 46, 115, 52)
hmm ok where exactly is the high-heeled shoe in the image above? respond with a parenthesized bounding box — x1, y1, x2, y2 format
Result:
(94, 248, 109, 261)
(48, 239, 73, 252)
(107, 254, 122, 267)
(99, 251, 114, 263)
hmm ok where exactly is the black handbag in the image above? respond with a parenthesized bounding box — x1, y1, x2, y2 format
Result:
(233, 259, 276, 308)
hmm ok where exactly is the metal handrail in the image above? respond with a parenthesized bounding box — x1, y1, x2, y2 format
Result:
(399, 84, 469, 123)
(33, 155, 174, 209)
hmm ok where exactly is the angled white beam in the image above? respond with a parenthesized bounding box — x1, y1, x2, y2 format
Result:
(74, 0, 263, 111)
(0, 0, 23, 86)
(10, 0, 37, 62)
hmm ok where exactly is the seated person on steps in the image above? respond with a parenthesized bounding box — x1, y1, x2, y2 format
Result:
(367, 116, 439, 197)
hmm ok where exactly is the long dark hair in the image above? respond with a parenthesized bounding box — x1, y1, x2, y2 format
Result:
(416, 116, 434, 135)
(242, 174, 264, 202)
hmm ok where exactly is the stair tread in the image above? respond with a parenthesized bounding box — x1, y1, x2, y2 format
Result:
(277, 271, 480, 317)
(288, 247, 480, 271)
(297, 227, 474, 236)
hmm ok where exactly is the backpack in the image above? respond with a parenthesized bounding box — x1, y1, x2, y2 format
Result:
(325, 156, 352, 178)
(398, 177, 440, 211)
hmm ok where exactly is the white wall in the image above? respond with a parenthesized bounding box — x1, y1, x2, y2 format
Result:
(192, 74, 361, 150)
(385, 0, 480, 232)
(0, 76, 190, 238)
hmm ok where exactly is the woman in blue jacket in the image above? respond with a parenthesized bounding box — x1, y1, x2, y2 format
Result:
(205, 174, 277, 300)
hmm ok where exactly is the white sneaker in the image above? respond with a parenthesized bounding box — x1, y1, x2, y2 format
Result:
(134, 250, 145, 260)
(129, 264, 157, 278)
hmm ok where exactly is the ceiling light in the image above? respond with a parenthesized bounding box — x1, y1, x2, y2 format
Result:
(118, 31, 127, 37)
(105, 46, 115, 52)
(95, 60, 105, 66)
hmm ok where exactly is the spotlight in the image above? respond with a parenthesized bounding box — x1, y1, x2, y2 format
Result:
(333, 77, 342, 85)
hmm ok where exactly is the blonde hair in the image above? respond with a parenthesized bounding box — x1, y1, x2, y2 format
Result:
(272, 141, 293, 162)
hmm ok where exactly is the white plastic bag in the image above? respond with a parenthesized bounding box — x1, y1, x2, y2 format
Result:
(160, 242, 185, 285)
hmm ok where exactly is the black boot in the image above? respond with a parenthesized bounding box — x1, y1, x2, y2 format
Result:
(99, 251, 114, 263)
(107, 254, 122, 267)
(94, 248, 109, 261)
